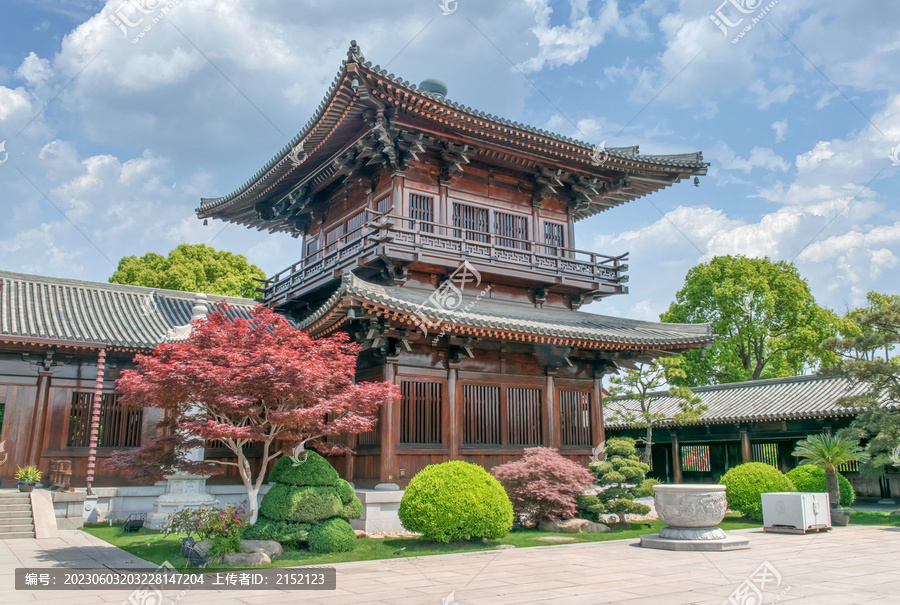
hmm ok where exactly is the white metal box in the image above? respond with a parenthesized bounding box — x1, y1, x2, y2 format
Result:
(761, 492, 831, 533)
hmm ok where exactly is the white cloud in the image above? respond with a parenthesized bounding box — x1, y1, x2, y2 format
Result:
(795, 141, 835, 171)
(747, 79, 796, 109)
(0, 86, 34, 122)
(712, 142, 790, 172)
(15, 52, 54, 87)
(771, 119, 787, 143)
(519, 0, 638, 72)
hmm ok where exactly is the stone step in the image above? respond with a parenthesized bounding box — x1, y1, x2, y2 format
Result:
(0, 531, 36, 539)
(0, 492, 31, 500)
(0, 517, 34, 527)
(0, 524, 34, 535)
(0, 505, 32, 513)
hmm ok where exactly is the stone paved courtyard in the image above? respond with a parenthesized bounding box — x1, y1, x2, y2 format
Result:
(2, 526, 899, 604)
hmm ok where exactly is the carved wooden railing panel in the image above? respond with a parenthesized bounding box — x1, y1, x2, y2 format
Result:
(262, 209, 628, 303)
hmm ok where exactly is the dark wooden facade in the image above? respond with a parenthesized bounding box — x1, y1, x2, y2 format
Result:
(199, 42, 713, 487)
(0, 276, 258, 487)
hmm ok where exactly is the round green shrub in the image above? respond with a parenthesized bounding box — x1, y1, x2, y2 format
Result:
(267, 452, 340, 486)
(785, 465, 855, 507)
(399, 460, 513, 543)
(336, 479, 354, 504)
(340, 495, 363, 520)
(720, 462, 796, 521)
(307, 518, 357, 554)
(242, 518, 311, 548)
(258, 484, 342, 523)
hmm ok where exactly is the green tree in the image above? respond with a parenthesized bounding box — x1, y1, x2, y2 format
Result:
(660, 255, 838, 386)
(792, 434, 867, 510)
(589, 437, 651, 525)
(823, 292, 900, 476)
(607, 357, 706, 465)
(110, 244, 265, 298)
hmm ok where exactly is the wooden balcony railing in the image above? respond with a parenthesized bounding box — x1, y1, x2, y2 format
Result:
(261, 208, 628, 303)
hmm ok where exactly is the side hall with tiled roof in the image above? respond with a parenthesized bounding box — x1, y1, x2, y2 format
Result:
(0, 270, 257, 489)
(605, 374, 898, 500)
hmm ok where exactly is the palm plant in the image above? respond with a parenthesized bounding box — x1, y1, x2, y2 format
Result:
(792, 434, 867, 510)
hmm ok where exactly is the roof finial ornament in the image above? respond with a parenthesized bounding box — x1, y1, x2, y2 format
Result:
(191, 292, 209, 320)
(347, 40, 365, 64)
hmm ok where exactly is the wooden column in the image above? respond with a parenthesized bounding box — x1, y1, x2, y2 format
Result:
(439, 183, 449, 237)
(27, 369, 52, 467)
(392, 174, 405, 225)
(740, 428, 752, 463)
(447, 364, 459, 461)
(86, 348, 106, 494)
(546, 368, 560, 448)
(592, 376, 604, 450)
(379, 357, 399, 484)
(671, 432, 683, 484)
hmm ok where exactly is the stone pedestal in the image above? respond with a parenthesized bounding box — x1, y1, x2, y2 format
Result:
(145, 473, 215, 530)
(352, 488, 406, 533)
(640, 484, 749, 551)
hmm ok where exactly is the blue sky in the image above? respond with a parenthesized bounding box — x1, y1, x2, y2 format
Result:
(1, 0, 899, 322)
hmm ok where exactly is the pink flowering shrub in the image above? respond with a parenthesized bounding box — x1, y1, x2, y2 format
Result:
(491, 447, 595, 524)
(164, 501, 250, 540)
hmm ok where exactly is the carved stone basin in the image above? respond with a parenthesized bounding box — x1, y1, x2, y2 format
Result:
(653, 484, 727, 540)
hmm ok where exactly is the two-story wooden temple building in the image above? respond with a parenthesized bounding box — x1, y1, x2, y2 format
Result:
(197, 41, 714, 487)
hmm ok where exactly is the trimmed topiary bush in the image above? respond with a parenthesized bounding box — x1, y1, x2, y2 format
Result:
(336, 479, 355, 504)
(307, 518, 357, 553)
(400, 460, 513, 543)
(267, 453, 340, 486)
(492, 447, 595, 524)
(242, 518, 311, 548)
(786, 465, 855, 507)
(251, 452, 362, 553)
(258, 485, 343, 523)
(340, 495, 363, 520)
(720, 462, 796, 520)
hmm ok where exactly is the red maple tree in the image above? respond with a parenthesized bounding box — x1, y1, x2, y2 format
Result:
(108, 304, 397, 523)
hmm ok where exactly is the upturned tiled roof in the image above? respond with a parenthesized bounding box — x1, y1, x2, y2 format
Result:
(198, 42, 708, 225)
(0, 270, 257, 351)
(603, 375, 886, 427)
(300, 272, 712, 349)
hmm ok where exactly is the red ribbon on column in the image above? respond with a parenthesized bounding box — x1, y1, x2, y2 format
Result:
(85, 348, 106, 495)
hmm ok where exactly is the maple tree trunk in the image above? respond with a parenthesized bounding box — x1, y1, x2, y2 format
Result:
(234, 447, 261, 525)
(246, 486, 260, 524)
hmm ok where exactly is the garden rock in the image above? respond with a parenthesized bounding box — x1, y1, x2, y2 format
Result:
(240, 540, 282, 559)
(223, 552, 271, 566)
(538, 518, 609, 533)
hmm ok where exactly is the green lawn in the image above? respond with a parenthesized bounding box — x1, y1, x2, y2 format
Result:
(83, 513, 761, 570)
(849, 511, 900, 526)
